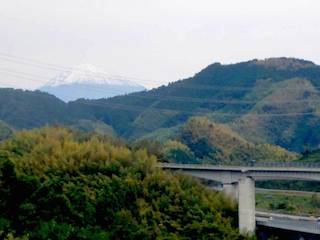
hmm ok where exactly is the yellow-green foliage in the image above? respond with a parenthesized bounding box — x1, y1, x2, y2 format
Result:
(162, 140, 190, 153)
(0, 121, 13, 142)
(180, 117, 298, 164)
(253, 144, 299, 162)
(71, 119, 116, 137)
(1, 126, 150, 178)
(2, 233, 28, 240)
(161, 140, 197, 164)
(0, 127, 249, 240)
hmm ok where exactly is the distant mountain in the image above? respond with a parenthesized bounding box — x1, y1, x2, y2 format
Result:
(2, 58, 320, 153)
(298, 149, 320, 163)
(67, 58, 320, 151)
(0, 120, 13, 141)
(0, 88, 119, 138)
(231, 77, 320, 151)
(0, 88, 68, 128)
(39, 64, 145, 102)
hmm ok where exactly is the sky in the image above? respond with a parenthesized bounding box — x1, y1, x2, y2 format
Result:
(0, 0, 319, 89)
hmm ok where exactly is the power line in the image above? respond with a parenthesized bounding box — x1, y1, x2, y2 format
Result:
(129, 94, 320, 104)
(2, 69, 320, 106)
(74, 100, 319, 117)
(0, 70, 145, 96)
(0, 76, 318, 117)
(2, 68, 313, 104)
(0, 68, 50, 81)
(0, 52, 152, 85)
(2, 52, 320, 116)
(0, 52, 71, 70)
(2, 52, 320, 92)
(172, 83, 320, 91)
(0, 70, 49, 84)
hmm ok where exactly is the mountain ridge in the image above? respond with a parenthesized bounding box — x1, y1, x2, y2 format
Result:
(1, 57, 320, 153)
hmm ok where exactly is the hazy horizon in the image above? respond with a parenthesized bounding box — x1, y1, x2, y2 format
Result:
(1, 0, 320, 89)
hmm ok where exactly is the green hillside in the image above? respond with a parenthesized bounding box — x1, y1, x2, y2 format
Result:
(0, 127, 249, 239)
(137, 117, 298, 165)
(231, 77, 320, 151)
(2, 58, 320, 153)
(67, 58, 320, 151)
(70, 119, 116, 137)
(0, 88, 68, 128)
(0, 121, 13, 142)
(298, 149, 320, 163)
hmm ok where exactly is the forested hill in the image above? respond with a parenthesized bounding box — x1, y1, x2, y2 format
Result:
(68, 58, 320, 151)
(0, 88, 68, 128)
(2, 57, 320, 152)
(0, 127, 249, 239)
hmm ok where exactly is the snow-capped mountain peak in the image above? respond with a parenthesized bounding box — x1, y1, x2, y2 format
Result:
(39, 64, 146, 102)
(44, 64, 141, 87)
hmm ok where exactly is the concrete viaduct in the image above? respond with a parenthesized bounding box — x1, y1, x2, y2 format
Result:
(160, 163, 320, 234)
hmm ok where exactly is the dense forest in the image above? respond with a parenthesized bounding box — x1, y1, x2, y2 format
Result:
(135, 117, 298, 165)
(0, 127, 252, 240)
(68, 58, 320, 152)
(2, 58, 320, 239)
(2, 58, 320, 154)
(0, 121, 13, 142)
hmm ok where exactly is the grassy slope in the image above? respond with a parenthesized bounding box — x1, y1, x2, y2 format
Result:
(256, 189, 320, 216)
(232, 78, 320, 151)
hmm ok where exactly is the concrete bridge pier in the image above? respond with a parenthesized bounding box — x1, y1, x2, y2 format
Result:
(160, 163, 320, 236)
(222, 183, 238, 202)
(238, 177, 255, 234)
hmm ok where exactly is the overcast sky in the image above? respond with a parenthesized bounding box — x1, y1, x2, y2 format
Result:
(0, 0, 319, 89)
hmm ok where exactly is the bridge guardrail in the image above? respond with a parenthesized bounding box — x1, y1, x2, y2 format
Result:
(161, 162, 320, 168)
(248, 162, 320, 168)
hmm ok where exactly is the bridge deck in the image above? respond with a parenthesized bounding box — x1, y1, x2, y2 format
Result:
(161, 163, 320, 173)
(256, 212, 320, 235)
(160, 163, 320, 182)
(161, 163, 320, 234)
